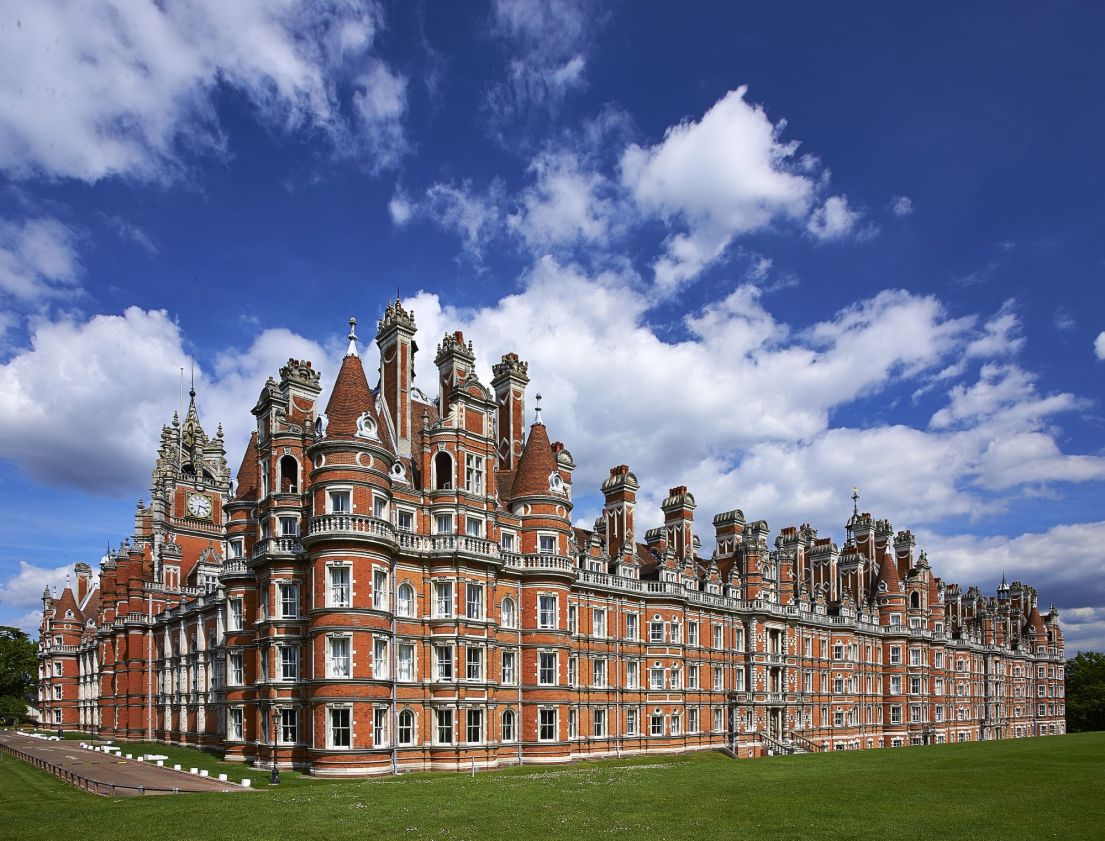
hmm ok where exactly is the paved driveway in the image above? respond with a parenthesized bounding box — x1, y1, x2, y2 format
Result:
(0, 731, 249, 796)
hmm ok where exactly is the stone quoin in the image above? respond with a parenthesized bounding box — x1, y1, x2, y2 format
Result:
(36, 299, 1067, 773)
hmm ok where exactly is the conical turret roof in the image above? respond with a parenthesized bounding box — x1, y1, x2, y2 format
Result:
(511, 421, 558, 499)
(324, 353, 393, 451)
(233, 432, 259, 501)
(876, 550, 901, 594)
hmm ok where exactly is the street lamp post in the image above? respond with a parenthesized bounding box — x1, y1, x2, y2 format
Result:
(271, 707, 280, 785)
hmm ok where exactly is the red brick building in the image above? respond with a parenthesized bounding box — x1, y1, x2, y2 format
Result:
(37, 300, 1067, 772)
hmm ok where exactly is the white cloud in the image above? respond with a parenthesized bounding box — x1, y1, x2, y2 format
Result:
(0, 217, 82, 302)
(0, 307, 330, 494)
(888, 195, 914, 216)
(406, 181, 507, 266)
(0, 560, 71, 616)
(807, 194, 866, 241)
(485, 0, 595, 128)
(508, 150, 616, 248)
(388, 190, 414, 226)
(0, 0, 405, 183)
(1095, 331, 1105, 360)
(620, 87, 863, 294)
(397, 260, 1105, 544)
(965, 301, 1024, 358)
(920, 522, 1105, 652)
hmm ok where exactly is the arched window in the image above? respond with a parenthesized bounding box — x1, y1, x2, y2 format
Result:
(279, 455, 298, 493)
(397, 582, 416, 618)
(434, 452, 452, 490)
(501, 597, 517, 629)
(910, 591, 921, 610)
(398, 709, 414, 746)
(501, 709, 516, 742)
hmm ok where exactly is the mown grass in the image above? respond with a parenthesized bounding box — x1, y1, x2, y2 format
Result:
(1, 733, 1102, 841)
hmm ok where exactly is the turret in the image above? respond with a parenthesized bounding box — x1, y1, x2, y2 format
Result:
(376, 299, 418, 457)
(601, 465, 639, 561)
(435, 331, 476, 419)
(490, 353, 529, 471)
(661, 486, 696, 562)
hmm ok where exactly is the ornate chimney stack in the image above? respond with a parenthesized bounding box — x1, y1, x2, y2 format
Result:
(376, 299, 418, 457)
(490, 353, 529, 471)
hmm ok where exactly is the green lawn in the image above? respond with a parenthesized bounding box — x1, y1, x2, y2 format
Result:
(1, 734, 1102, 841)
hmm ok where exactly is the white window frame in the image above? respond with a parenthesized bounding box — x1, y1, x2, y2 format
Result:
(397, 582, 416, 618)
(537, 594, 557, 629)
(327, 488, 353, 514)
(373, 568, 389, 611)
(327, 565, 352, 608)
(433, 581, 454, 618)
(328, 635, 352, 679)
(328, 706, 352, 749)
(538, 708, 557, 742)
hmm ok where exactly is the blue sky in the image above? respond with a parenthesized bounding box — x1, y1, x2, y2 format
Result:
(0, 1, 1102, 648)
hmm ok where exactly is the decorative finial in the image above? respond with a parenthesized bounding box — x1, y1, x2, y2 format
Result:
(534, 392, 543, 424)
(851, 487, 860, 516)
(189, 358, 196, 401)
(346, 317, 359, 357)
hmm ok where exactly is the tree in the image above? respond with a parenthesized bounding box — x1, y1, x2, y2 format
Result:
(0, 626, 37, 723)
(1065, 651, 1105, 733)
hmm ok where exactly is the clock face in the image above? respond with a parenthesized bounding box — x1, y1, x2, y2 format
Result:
(187, 493, 212, 519)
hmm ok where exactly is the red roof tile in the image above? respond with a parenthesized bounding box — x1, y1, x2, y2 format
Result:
(233, 432, 259, 502)
(324, 354, 393, 451)
(510, 422, 558, 499)
(876, 550, 901, 593)
(53, 587, 82, 624)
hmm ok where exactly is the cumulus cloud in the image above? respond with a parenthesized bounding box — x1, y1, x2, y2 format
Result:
(0, 0, 406, 183)
(807, 194, 867, 241)
(0, 560, 73, 613)
(508, 150, 618, 248)
(399, 259, 1103, 538)
(0, 308, 330, 494)
(0, 217, 82, 302)
(920, 522, 1105, 651)
(619, 87, 874, 293)
(1095, 331, 1105, 360)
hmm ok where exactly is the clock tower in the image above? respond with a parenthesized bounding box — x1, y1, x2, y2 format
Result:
(149, 385, 231, 588)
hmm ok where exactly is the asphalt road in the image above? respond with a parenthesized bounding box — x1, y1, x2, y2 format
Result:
(0, 731, 249, 796)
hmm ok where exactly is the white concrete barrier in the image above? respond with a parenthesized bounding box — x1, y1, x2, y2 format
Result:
(218, 773, 228, 782)
(125, 753, 133, 760)
(189, 767, 198, 775)
(199, 770, 209, 777)
(173, 764, 182, 771)
(241, 779, 251, 788)
(156, 760, 164, 767)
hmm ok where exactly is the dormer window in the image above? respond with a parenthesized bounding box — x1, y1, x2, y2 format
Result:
(355, 411, 378, 439)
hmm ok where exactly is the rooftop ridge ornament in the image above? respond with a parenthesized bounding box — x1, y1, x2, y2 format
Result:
(851, 486, 860, 517)
(346, 317, 359, 358)
(534, 392, 543, 425)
